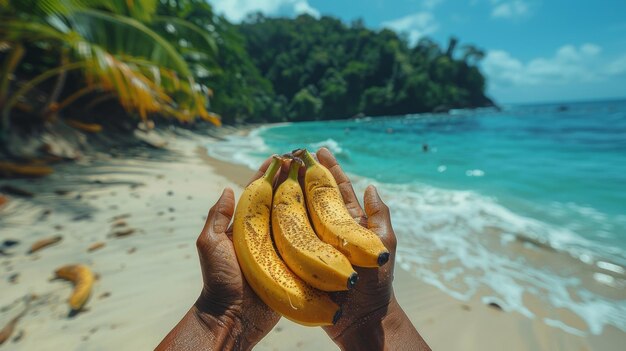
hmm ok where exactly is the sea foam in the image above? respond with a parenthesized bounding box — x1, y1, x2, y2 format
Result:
(348, 178, 626, 335)
(205, 126, 272, 169)
(309, 138, 345, 155)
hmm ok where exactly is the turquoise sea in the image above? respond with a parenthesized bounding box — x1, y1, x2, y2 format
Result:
(207, 100, 626, 336)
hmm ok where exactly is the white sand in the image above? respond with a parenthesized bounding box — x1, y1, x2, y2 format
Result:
(1, 133, 623, 350)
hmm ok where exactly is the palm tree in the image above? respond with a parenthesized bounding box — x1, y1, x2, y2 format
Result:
(0, 0, 220, 140)
(445, 36, 458, 58)
(414, 38, 442, 62)
(460, 44, 485, 65)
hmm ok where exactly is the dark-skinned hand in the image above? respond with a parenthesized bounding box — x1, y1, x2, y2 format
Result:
(157, 157, 281, 351)
(315, 147, 431, 351)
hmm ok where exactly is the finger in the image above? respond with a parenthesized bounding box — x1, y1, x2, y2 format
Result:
(363, 185, 397, 253)
(199, 188, 235, 245)
(247, 156, 274, 186)
(196, 188, 237, 291)
(316, 147, 366, 222)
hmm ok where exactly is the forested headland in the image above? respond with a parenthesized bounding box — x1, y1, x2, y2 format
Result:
(230, 14, 494, 123)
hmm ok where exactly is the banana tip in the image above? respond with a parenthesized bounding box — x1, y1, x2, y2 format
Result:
(347, 272, 359, 289)
(333, 308, 342, 325)
(377, 252, 390, 266)
(68, 309, 81, 318)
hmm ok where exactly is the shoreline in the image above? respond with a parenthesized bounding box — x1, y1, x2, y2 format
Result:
(1, 129, 624, 350)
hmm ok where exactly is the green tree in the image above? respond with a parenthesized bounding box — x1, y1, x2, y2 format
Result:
(289, 86, 322, 120)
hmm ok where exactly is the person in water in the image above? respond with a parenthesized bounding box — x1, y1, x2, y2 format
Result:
(156, 148, 431, 351)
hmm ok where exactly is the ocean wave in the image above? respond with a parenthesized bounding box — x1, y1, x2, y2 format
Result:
(348, 178, 626, 336)
(206, 131, 349, 169)
(465, 169, 485, 177)
(205, 126, 272, 170)
(309, 138, 345, 156)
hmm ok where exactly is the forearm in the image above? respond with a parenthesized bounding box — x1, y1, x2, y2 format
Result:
(156, 306, 250, 351)
(334, 298, 431, 351)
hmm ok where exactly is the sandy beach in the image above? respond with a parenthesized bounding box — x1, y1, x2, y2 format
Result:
(1, 129, 624, 350)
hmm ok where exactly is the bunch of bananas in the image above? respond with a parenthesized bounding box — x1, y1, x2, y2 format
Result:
(233, 149, 389, 326)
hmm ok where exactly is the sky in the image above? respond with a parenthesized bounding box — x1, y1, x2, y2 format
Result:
(208, 0, 626, 104)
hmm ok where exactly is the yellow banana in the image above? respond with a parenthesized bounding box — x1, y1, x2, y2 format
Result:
(233, 156, 341, 326)
(54, 264, 94, 311)
(297, 149, 389, 268)
(272, 159, 358, 291)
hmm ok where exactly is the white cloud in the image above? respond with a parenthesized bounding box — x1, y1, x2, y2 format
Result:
(581, 43, 601, 56)
(423, 0, 444, 10)
(382, 12, 439, 45)
(606, 55, 626, 75)
(210, 0, 319, 23)
(491, 0, 529, 19)
(481, 43, 624, 88)
(293, 1, 320, 18)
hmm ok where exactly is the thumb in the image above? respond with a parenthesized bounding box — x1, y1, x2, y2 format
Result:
(198, 188, 235, 248)
(363, 185, 397, 253)
(196, 188, 240, 312)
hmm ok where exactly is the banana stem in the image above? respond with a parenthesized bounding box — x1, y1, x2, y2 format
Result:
(289, 158, 303, 180)
(263, 156, 282, 183)
(299, 149, 318, 168)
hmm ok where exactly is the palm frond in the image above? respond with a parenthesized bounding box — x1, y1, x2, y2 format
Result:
(0, 43, 24, 103)
(1, 2, 221, 132)
(70, 9, 191, 76)
(153, 15, 217, 54)
(2, 0, 156, 19)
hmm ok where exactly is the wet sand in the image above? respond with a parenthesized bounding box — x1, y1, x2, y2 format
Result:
(0, 130, 623, 350)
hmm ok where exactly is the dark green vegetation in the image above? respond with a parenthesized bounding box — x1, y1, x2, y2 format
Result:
(0, 0, 493, 135)
(236, 15, 493, 123)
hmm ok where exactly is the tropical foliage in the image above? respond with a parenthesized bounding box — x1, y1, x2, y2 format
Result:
(0, 0, 219, 142)
(155, 0, 276, 125)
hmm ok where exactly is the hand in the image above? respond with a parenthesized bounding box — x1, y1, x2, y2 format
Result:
(157, 157, 280, 351)
(315, 148, 431, 351)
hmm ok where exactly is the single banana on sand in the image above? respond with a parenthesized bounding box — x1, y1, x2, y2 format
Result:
(272, 158, 358, 291)
(233, 156, 341, 326)
(296, 149, 389, 268)
(54, 264, 95, 311)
